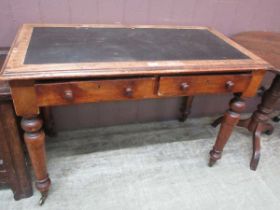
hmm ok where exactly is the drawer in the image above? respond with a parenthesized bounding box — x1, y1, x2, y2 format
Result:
(158, 74, 252, 96)
(35, 78, 156, 106)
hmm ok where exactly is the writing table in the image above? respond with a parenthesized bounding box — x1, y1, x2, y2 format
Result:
(0, 24, 271, 204)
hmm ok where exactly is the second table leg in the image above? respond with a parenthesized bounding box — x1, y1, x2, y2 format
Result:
(209, 96, 246, 166)
(179, 96, 194, 122)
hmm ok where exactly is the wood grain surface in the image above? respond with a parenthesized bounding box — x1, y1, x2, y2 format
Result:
(233, 32, 280, 71)
(35, 78, 156, 106)
(158, 74, 251, 96)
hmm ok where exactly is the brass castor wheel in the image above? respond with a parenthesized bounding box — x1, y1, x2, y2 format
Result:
(39, 191, 48, 206)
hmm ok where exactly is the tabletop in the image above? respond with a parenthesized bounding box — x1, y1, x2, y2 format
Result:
(233, 31, 280, 71)
(0, 24, 271, 80)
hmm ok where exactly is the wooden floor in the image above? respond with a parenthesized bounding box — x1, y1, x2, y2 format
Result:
(1, 116, 280, 210)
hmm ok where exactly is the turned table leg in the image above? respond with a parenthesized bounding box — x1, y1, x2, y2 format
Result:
(209, 96, 246, 166)
(21, 116, 51, 205)
(179, 96, 194, 122)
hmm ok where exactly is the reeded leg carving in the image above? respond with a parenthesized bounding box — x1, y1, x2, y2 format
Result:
(179, 96, 194, 122)
(21, 116, 51, 205)
(209, 96, 246, 166)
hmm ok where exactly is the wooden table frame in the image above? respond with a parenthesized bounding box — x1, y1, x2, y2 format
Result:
(0, 24, 271, 204)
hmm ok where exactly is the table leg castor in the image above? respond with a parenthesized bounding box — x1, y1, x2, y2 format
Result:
(39, 191, 48, 205)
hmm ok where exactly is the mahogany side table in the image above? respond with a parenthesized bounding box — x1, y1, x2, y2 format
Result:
(0, 24, 271, 204)
(210, 32, 280, 170)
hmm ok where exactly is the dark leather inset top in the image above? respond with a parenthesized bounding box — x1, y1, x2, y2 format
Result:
(24, 27, 249, 64)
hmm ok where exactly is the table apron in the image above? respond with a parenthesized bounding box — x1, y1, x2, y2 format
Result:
(34, 73, 253, 107)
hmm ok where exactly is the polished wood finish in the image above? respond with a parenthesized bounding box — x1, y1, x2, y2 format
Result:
(35, 73, 254, 107)
(0, 25, 271, 203)
(35, 78, 156, 106)
(210, 32, 280, 170)
(10, 80, 39, 116)
(237, 75, 280, 170)
(235, 31, 280, 123)
(233, 32, 280, 70)
(158, 74, 252, 96)
(211, 75, 280, 170)
(209, 96, 246, 166)
(241, 70, 266, 97)
(21, 116, 51, 205)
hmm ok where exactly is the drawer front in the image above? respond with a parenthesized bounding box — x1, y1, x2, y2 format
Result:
(158, 74, 252, 96)
(35, 78, 156, 106)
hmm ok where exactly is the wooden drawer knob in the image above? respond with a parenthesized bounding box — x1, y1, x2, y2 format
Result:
(124, 87, 133, 97)
(225, 81, 235, 91)
(180, 82, 189, 91)
(63, 89, 74, 100)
